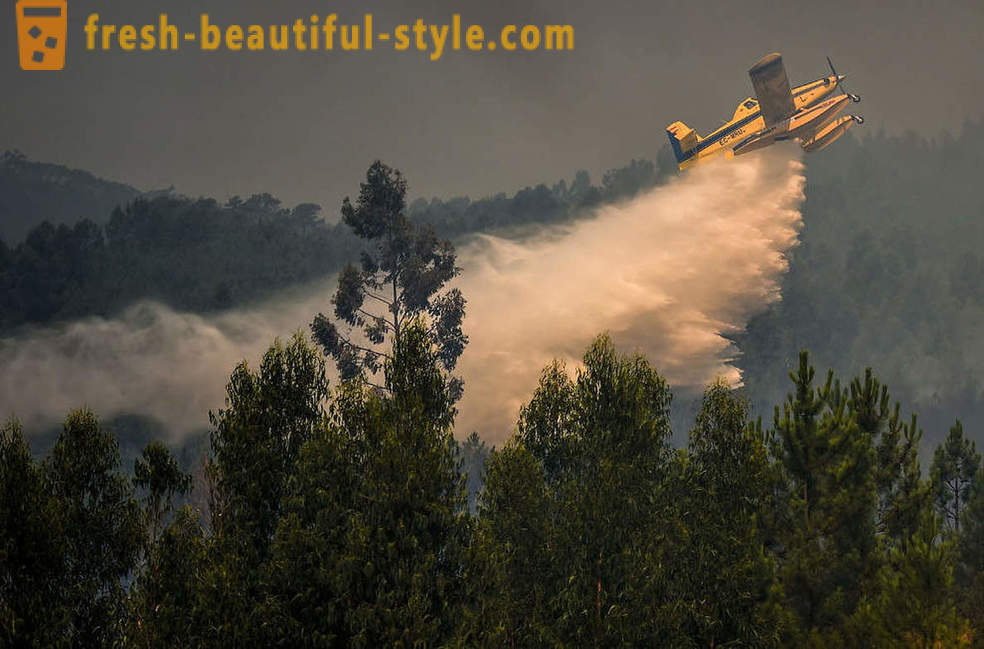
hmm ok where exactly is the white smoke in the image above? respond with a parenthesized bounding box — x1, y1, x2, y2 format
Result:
(454, 147, 805, 437)
(0, 147, 805, 443)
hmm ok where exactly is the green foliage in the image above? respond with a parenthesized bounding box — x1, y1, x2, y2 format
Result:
(679, 382, 780, 647)
(601, 158, 656, 202)
(0, 418, 69, 648)
(958, 462, 984, 645)
(7, 329, 984, 647)
(931, 420, 980, 534)
(312, 161, 467, 399)
(126, 442, 196, 648)
(43, 409, 144, 648)
(126, 506, 206, 649)
(197, 333, 330, 648)
(460, 439, 555, 648)
(0, 193, 340, 330)
(134, 440, 192, 540)
(207, 333, 329, 546)
(268, 322, 469, 647)
(407, 156, 664, 240)
(2, 412, 164, 648)
(515, 360, 577, 485)
(0, 150, 141, 245)
(772, 352, 878, 644)
(553, 336, 677, 644)
(870, 510, 970, 648)
(874, 408, 928, 543)
(466, 335, 682, 646)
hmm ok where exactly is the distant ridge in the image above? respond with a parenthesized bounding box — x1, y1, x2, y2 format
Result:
(0, 150, 151, 244)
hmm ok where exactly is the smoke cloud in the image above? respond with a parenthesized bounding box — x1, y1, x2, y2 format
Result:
(454, 147, 805, 437)
(0, 147, 805, 443)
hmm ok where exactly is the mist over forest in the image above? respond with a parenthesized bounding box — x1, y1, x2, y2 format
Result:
(4, 118, 984, 647)
(2, 121, 983, 454)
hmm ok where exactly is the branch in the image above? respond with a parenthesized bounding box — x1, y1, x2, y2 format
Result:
(337, 332, 392, 361)
(356, 308, 395, 331)
(363, 291, 391, 306)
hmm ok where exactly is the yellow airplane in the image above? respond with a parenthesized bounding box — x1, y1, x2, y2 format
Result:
(666, 53, 863, 170)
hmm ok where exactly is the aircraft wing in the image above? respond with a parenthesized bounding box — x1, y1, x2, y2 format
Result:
(748, 53, 796, 126)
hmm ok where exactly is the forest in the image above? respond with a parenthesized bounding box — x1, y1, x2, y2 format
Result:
(0, 150, 144, 245)
(2, 122, 983, 449)
(737, 120, 984, 448)
(0, 151, 666, 333)
(3, 156, 984, 648)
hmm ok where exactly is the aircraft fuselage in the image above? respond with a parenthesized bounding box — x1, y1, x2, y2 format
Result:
(675, 74, 846, 169)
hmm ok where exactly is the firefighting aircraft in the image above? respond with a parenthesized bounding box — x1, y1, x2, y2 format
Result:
(666, 53, 863, 170)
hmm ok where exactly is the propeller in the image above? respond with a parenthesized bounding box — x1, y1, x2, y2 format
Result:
(827, 56, 861, 103)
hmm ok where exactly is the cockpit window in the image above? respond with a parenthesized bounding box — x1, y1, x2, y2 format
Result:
(743, 99, 757, 109)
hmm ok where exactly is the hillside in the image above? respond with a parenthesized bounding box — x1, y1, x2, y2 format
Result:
(0, 150, 144, 244)
(735, 120, 984, 448)
(0, 156, 668, 332)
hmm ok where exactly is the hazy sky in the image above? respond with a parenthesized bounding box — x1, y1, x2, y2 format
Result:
(3, 0, 982, 214)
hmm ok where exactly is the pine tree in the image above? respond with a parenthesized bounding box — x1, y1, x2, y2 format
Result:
(956, 455, 984, 645)
(872, 510, 971, 648)
(931, 420, 980, 534)
(772, 352, 878, 644)
(876, 408, 928, 544)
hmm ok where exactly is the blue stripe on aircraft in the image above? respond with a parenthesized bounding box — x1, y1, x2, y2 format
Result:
(677, 112, 761, 161)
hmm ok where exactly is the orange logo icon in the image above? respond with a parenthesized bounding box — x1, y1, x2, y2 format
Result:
(16, 0, 67, 70)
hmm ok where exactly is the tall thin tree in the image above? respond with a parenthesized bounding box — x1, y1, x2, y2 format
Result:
(311, 160, 467, 398)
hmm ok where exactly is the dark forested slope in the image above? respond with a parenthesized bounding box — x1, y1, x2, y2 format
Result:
(0, 156, 666, 332)
(0, 150, 144, 244)
(736, 121, 984, 447)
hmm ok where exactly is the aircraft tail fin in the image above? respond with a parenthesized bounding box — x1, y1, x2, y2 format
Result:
(666, 121, 701, 164)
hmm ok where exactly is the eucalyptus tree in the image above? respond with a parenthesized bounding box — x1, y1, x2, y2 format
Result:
(312, 161, 467, 400)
